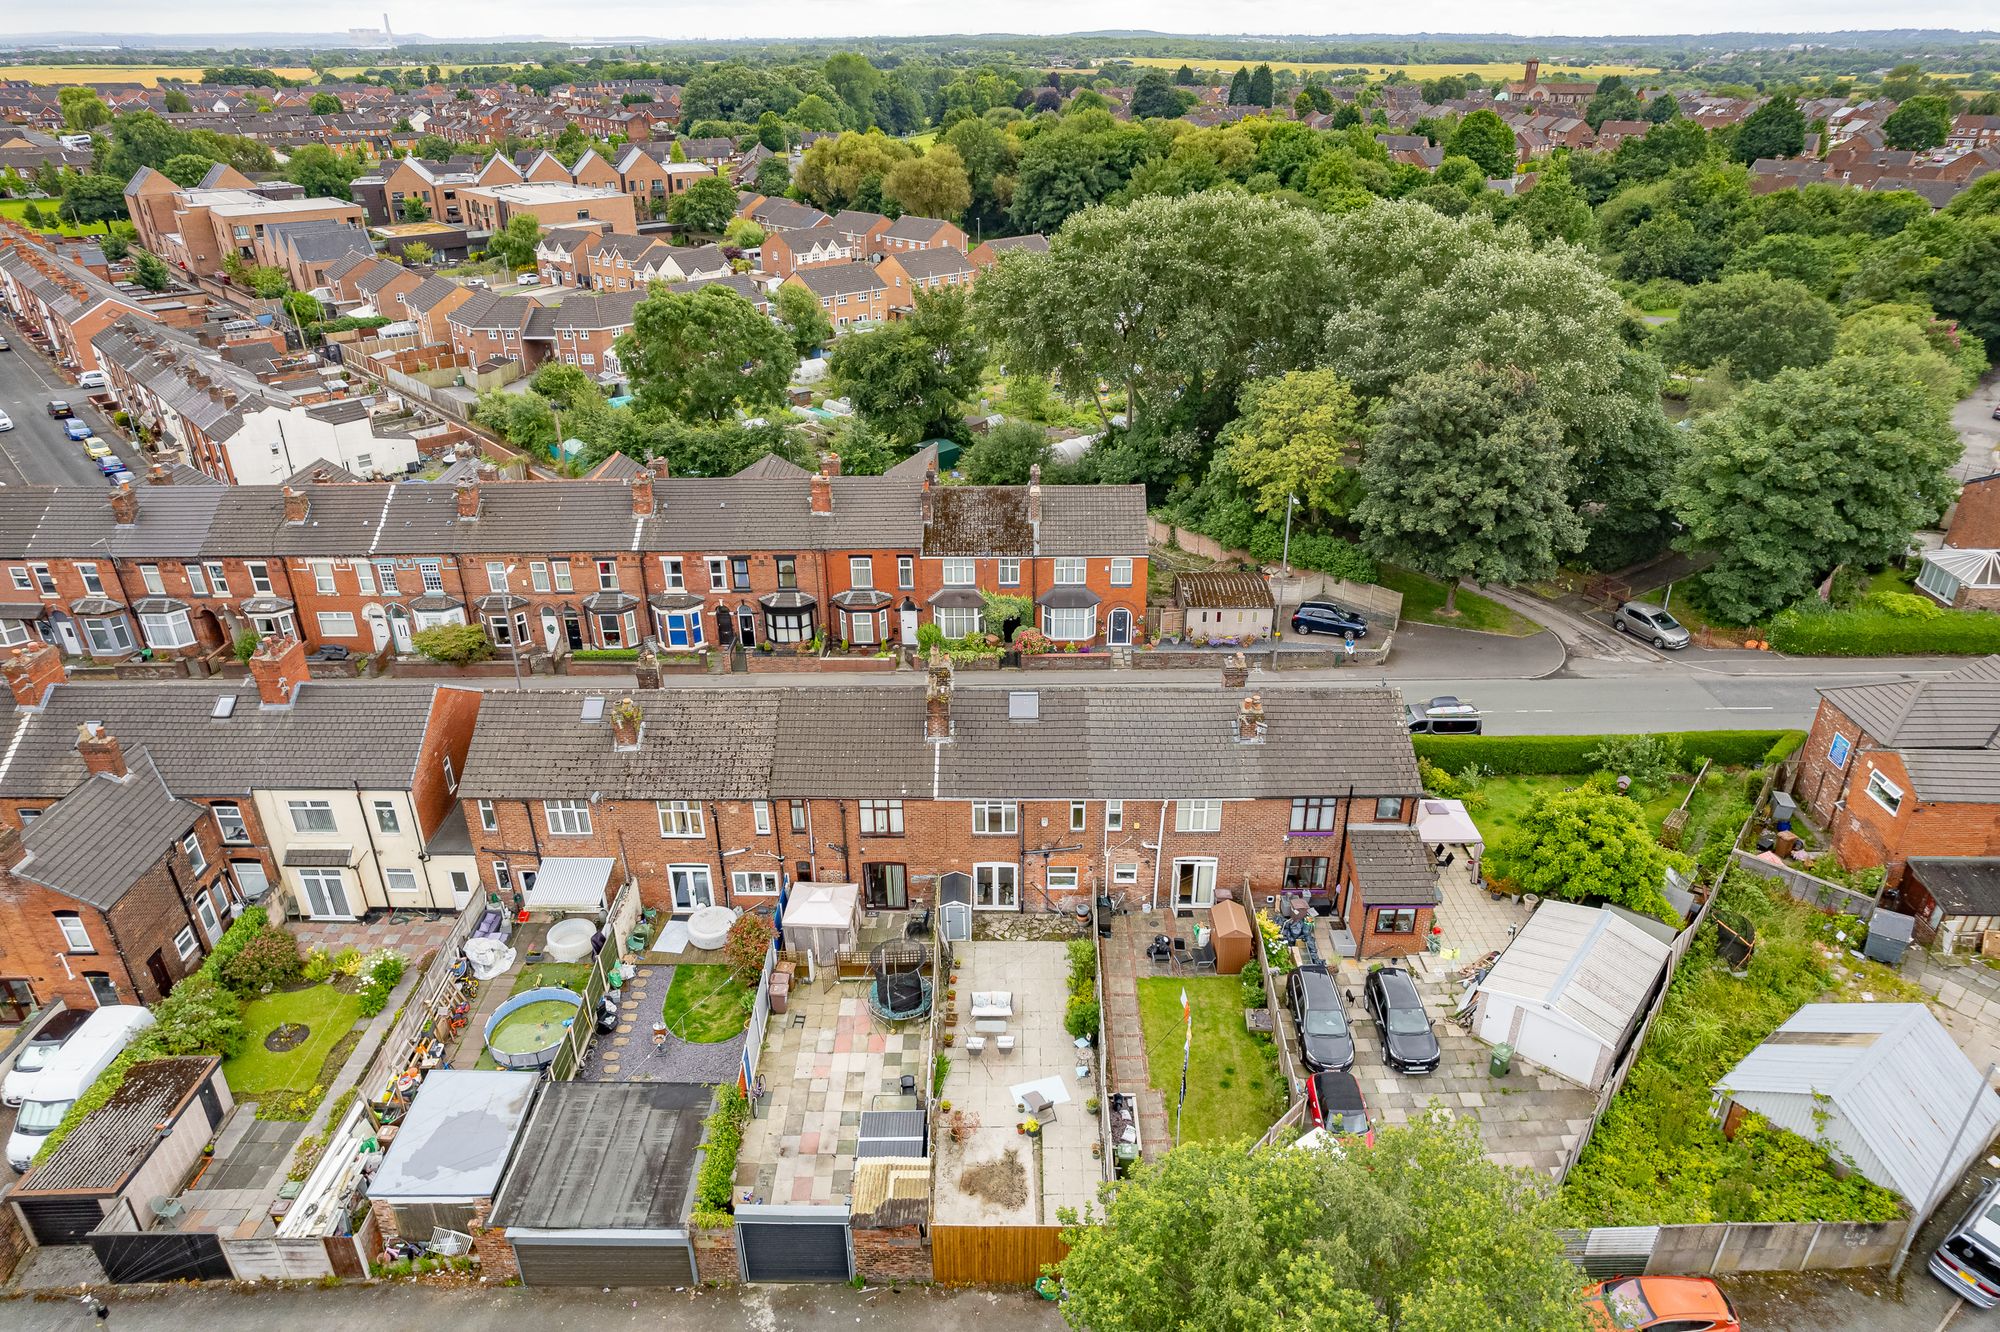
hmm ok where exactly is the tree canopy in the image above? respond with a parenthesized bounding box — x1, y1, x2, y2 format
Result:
(1498, 782, 1688, 923)
(828, 286, 985, 443)
(1656, 272, 1838, 381)
(620, 285, 797, 424)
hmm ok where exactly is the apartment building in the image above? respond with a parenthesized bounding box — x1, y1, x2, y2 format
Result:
(122, 168, 366, 278)
(457, 182, 639, 236)
(454, 667, 1437, 956)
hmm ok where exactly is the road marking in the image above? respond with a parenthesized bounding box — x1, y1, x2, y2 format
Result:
(1933, 1297, 1965, 1332)
(1717, 705, 1774, 711)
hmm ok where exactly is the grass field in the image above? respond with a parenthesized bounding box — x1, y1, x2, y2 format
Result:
(1117, 57, 1658, 80)
(221, 985, 364, 1098)
(1379, 566, 1543, 637)
(0, 63, 475, 87)
(661, 963, 753, 1043)
(1136, 976, 1281, 1146)
(0, 199, 114, 238)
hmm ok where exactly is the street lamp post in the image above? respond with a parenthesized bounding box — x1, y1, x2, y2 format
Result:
(1281, 493, 1296, 578)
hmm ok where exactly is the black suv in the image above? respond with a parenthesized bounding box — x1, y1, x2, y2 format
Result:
(1287, 965, 1354, 1073)
(1289, 601, 1367, 638)
(1364, 966, 1440, 1075)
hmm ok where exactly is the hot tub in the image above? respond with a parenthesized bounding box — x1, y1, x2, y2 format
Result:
(545, 917, 596, 963)
(686, 905, 736, 951)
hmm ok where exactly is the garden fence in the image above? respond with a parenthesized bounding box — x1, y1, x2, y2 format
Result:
(548, 878, 639, 1081)
(740, 942, 777, 1095)
(1555, 1219, 1902, 1277)
(355, 900, 484, 1108)
(1729, 851, 1880, 922)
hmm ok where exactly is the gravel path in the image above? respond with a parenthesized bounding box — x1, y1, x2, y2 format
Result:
(579, 963, 749, 1084)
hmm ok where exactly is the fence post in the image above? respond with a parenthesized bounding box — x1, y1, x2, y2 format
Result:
(1799, 1223, 1821, 1271)
(1710, 1222, 1730, 1275)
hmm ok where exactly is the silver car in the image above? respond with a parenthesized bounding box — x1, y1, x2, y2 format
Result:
(1614, 600, 1691, 650)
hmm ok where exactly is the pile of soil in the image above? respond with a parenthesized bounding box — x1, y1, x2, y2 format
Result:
(264, 1023, 309, 1053)
(958, 1150, 1028, 1209)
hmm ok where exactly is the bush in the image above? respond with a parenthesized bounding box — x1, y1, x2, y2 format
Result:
(1415, 757, 1460, 797)
(570, 647, 639, 661)
(220, 926, 302, 992)
(1764, 732, 1805, 764)
(1414, 730, 1801, 774)
(205, 906, 268, 976)
(692, 1084, 750, 1227)
(722, 910, 775, 985)
(1865, 590, 1941, 619)
(332, 946, 364, 977)
(916, 622, 945, 652)
(1767, 603, 2000, 656)
(302, 946, 333, 982)
(355, 949, 406, 1017)
(149, 973, 248, 1057)
(1066, 938, 1098, 993)
(1585, 733, 1686, 793)
(1241, 965, 1268, 1009)
(411, 622, 493, 665)
(1065, 993, 1102, 1041)
(232, 629, 261, 662)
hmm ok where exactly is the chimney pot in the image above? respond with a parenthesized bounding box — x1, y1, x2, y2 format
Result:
(609, 696, 643, 750)
(247, 633, 307, 707)
(648, 455, 671, 480)
(108, 482, 137, 526)
(809, 468, 832, 516)
(146, 462, 172, 486)
(925, 649, 953, 741)
(821, 452, 841, 477)
(634, 645, 662, 690)
(76, 720, 128, 778)
(1237, 693, 1266, 743)
(282, 485, 309, 524)
(475, 461, 499, 483)
(1, 642, 65, 709)
(1221, 652, 1249, 690)
(456, 479, 480, 520)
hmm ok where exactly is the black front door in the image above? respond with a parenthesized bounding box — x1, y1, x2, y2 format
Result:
(146, 950, 173, 997)
(564, 613, 584, 651)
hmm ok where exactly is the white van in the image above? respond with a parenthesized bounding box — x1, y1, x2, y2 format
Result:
(6, 1005, 154, 1171)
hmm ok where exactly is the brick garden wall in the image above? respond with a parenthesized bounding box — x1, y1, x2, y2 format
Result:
(693, 1226, 738, 1284)
(851, 1224, 931, 1284)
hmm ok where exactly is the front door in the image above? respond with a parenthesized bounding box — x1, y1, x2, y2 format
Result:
(899, 606, 918, 646)
(1108, 608, 1133, 646)
(863, 862, 907, 910)
(973, 863, 1018, 910)
(146, 950, 173, 996)
(387, 606, 414, 653)
(564, 613, 584, 651)
(1173, 859, 1217, 909)
(541, 609, 561, 653)
(365, 605, 391, 652)
(670, 865, 714, 912)
(51, 614, 82, 657)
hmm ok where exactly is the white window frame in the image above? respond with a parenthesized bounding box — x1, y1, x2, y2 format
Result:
(1173, 856, 1219, 907)
(182, 831, 207, 877)
(485, 561, 510, 594)
(384, 867, 419, 897)
(661, 557, 684, 591)
(184, 564, 209, 596)
(288, 799, 336, 834)
(849, 555, 873, 589)
(1175, 799, 1222, 833)
(860, 799, 904, 835)
(547, 799, 593, 835)
(420, 561, 444, 593)
(897, 555, 914, 589)
(372, 800, 401, 835)
(935, 607, 981, 638)
(732, 870, 780, 896)
(374, 560, 397, 593)
(56, 912, 92, 951)
(0, 620, 25, 648)
(141, 610, 195, 650)
(973, 862, 1019, 910)
(596, 559, 619, 591)
(213, 803, 249, 844)
(998, 557, 1020, 586)
(1112, 862, 1139, 885)
(478, 800, 497, 832)
(1106, 799, 1124, 832)
(139, 564, 165, 596)
(312, 561, 337, 594)
(1053, 557, 1086, 585)
(942, 558, 975, 586)
(1865, 770, 1903, 816)
(705, 556, 728, 591)
(174, 926, 200, 962)
(972, 800, 1017, 835)
(657, 799, 705, 837)
(317, 611, 357, 638)
(530, 561, 551, 593)
(354, 561, 377, 595)
(1110, 557, 1133, 587)
(1069, 801, 1087, 832)
(247, 561, 273, 594)
(1048, 866, 1080, 893)
(752, 800, 771, 835)
(552, 560, 573, 593)
(205, 563, 231, 595)
(1041, 606, 1095, 641)
(78, 562, 103, 596)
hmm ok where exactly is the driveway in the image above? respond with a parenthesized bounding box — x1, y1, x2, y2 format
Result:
(1950, 372, 2000, 484)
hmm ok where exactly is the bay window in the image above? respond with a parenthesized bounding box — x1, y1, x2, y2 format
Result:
(1040, 606, 1095, 641)
(82, 615, 134, 655)
(140, 611, 194, 650)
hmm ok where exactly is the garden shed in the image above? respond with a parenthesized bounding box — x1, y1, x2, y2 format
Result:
(1716, 1003, 2000, 1203)
(1175, 571, 1275, 643)
(1470, 901, 1670, 1089)
(488, 1081, 708, 1287)
(782, 882, 861, 964)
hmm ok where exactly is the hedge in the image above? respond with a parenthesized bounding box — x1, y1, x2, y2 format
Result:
(1767, 606, 2000, 656)
(691, 1083, 750, 1228)
(572, 647, 639, 661)
(1415, 730, 1804, 775)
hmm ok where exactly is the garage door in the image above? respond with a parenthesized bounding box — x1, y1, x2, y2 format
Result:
(1516, 1011, 1599, 1087)
(17, 1197, 107, 1246)
(739, 1220, 851, 1282)
(512, 1239, 695, 1287)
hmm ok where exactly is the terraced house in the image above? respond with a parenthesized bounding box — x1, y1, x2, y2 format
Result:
(0, 445, 1145, 662)
(454, 666, 1436, 949)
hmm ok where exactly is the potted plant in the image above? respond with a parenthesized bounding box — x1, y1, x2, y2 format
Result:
(1022, 1117, 1042, 1138)
(1086, 1096, 1100, 1116)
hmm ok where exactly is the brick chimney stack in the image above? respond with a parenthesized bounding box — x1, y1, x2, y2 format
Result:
(1027, 463, 1042, 525)
(76, 721, 127, 778)
(476, 461, 500, 483)
(1237, 693, 1266, 744)
(1221, 652, 1248, 690)
(282, 486, 309, 524)
(921, 465, 936, 525)
(925, 649, 953, 741)
(2, 642, 65, 709)
(821, 452, 841, 477)
(248, 633, 307, 708)
(456, 479, 480, 521)
(810, 461, 833, 515)
(631, 470, 654, 516)
(648, 456, 671, 480)
(146, 462, 172, 486)
(609, 696, 643, 750)
(108, 482, 137, 526)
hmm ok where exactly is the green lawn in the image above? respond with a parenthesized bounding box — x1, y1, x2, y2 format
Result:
(0, 199, 125, 239)
(222, 985, 365, 1098)
(1135, 977, 1280, 1146)
(513, 961, 590, 995)
(1380, 566, 1542, 637)
(660, 963, 752, 1043)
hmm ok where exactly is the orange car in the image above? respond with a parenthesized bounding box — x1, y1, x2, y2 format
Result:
(1582, 1276, 1740, 1331)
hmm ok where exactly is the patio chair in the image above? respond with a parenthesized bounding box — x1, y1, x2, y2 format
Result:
(1021, 1090, 1052, 1116)
(966, 1036, 987, 1056)
(904, 907, 932, 940)
(1146, 935, 1174, 966)
(1191, 943, 1217, 972)
(995, 1034, 1015, 1054)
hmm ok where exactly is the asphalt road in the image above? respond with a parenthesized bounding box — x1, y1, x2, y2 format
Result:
(0, 324, 140, 488)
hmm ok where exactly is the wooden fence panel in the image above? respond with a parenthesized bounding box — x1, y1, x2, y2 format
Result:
(931, 1224, 1069, 1286)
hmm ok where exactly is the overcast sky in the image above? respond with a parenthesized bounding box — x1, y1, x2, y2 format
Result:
(2, 4, 1994, 43)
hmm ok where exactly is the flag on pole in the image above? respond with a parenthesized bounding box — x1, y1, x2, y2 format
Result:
(1176, 986, 1192, 1147)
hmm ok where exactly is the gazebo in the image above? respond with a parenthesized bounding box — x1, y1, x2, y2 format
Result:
(781, 882, 861, 964)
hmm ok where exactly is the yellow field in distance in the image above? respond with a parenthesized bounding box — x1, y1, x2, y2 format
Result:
(0, 63, 474, 86)
(1116, 57, 1660, 80)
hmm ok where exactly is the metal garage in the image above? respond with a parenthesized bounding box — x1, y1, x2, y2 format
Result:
(490, 1081, 709, 1288)
(737, 1205, 853, 1282)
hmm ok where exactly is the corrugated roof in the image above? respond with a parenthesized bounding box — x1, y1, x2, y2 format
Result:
(1475, 900, 1671, 1046)
(1177, 571, 1274, 610)
(14, 1058, 216, 1196)
(489, 1082, 706, 1230)
(1718, 1003, 2000, 1202)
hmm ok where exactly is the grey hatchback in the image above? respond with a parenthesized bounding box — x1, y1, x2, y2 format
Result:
(1614, 600, 1691, 650)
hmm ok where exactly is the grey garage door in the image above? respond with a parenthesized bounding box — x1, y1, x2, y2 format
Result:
(738, 1220, 851, 1282)
(512, 1239, 695, 1287)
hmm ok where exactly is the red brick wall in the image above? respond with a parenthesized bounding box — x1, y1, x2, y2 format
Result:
(852, 1224, 930, 1283)
(1797, 699, 1870, 829)
(412, 686, 482, 838)
(693, 1226, 738, 1284)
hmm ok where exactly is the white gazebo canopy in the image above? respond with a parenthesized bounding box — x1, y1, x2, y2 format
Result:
(526, 856, 613, 911)
(1415, 799, 1484, 855)
(782, 882, 861, 963)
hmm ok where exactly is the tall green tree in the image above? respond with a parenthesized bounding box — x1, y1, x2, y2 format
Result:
(1444, 109, 1517, 179)
(1226, 67, 1250, 105)
(772, 282, 832, 357)
(484, 214, 543, 269)
(130, 249, 172, 292)
(308, 92, 343, 116)
(1216, 368, 1364, 523)
(1656, 272, 1837, 381)
(58, 87, 109, 131)
(883, 146, 971, 221)
(1731, 95, 1806, 163)
(828, 285, 985, 443)
(283, 144, 362, 200)
(1501, 783, 1687, 922)
(1507, 158, 1595, 246)
(666, 175, 739, 233)
(619, 285, 796, 424)
(161, 153, 217, 187)
(1883, 94, 1954, 151)
(1671, 354, 1961, 621)
(1355, 364, 1582, 615)
(1644, 93, 1681, 123)
(1930, 217, 2000, 351)
(1246, 64, 1275, 108)
(1582, 75, 1643, 130)
(1130, 70, 1185, 119)
(960, 420, 1051, 485)
(57, 174, 127, 231)
(1057, 1120, 1589, 1332)
(1575, 348, 1683, 571)
(162, 88, 193, 113)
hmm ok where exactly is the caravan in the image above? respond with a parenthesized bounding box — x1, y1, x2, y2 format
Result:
(5, 1005, 155, 1171)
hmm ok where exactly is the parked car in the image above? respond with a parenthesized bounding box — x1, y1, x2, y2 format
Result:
(62, 419, 92, 442)
(76, 370, 108, 390)
(0, 1009, 91, 1107)
(97, 455, 127, 475)
(1289, 601, 1368, 638)
(1303, 1069, 1374, 1144)
(1581, 1276, 1740, 1331)
(1930, 1175, 2000, 1309)
(104, 466, 133, 486)
(1404, 695, 1482, 735)
(1614, 600, 1691, 650)
(1363, 966, 1440, 1075)
(6, 1005, 156, 1171)
(1287, 965, 1354, 1073)
(45, 399, 71, 419)
(0, 410, 12, 432)
(0, 333, 11, 350)
(1992, 403, 2000, 421)
(82, 437, 112, 460)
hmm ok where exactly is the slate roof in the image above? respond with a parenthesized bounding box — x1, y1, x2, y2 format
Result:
(880, 215, 957, 245)
(889, 248, 975, 281)
(789, 262, 886, 299)
(1820, 656, 2000, 803)
(0, 681, 449, 797)
(979, 233, 1047, 255)
(14, 747, 204, 909)
(489, 1082, 706, 1231)
(748, 199, 828, 232)
(1347, 823, 1442, 906)
(460, 683, 1419, 802)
